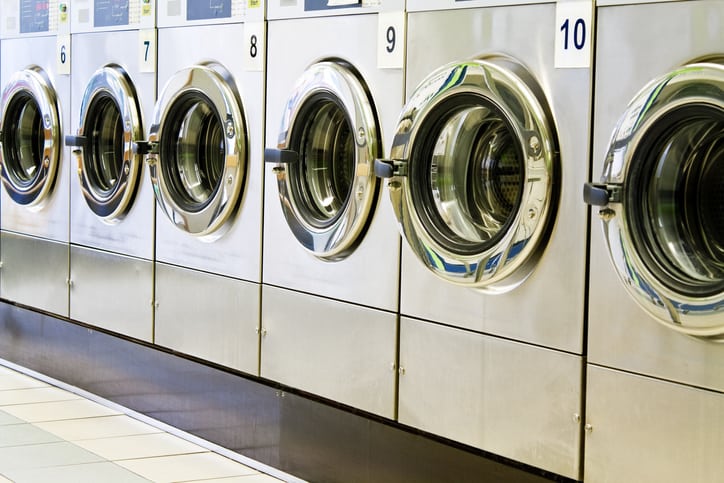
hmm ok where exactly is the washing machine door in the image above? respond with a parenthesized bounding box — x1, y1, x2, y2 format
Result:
(0, 66, 61, 210)
(147, 62, 247, 240)
(66, 64, 144, 223)
(376, 57, 558, 293)
(264, 60, 380, 261)
(585, 61, 724, 338)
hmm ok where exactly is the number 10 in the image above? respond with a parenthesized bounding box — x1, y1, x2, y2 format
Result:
(560, 18, 586, 50)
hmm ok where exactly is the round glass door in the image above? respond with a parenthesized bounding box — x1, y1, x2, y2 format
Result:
(376, 56, 558, 293)
(72, 64, 144, 222)
(265, 60, 380, 261)
(148, 62, 247, 240)
(0, 66, 61, 209)
(585, 61, 724, 337)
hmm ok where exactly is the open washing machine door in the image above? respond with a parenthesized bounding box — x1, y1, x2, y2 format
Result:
(146, 62, 248, 241)
(264, 60, 381, 261)
(0, 66, 61, 210)
(585, 61, 724, 338)
(66, 64, 144, 223)
(376, 56, 559, 293)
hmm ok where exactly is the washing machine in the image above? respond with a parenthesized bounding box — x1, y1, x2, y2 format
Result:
(65, 1, 156, 341)
(149, 0, 265, 374)
(583, 1, 724, 481)
(373, 0, 591, 477)
(0, 1, 72, 317)
(262, 0, 405, 419)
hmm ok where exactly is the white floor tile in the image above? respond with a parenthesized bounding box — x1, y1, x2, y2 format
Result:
(75, 432, 207, 461)
(5, 461, 152, 483)
(0, 423, 61, 448)
(0, 387, 81, 406)
(1, 398, 120, 423)
(0, 373, 47, 391)
(0, 441, 103, 471)
(116, 452, 259, 482)
(35, 415, 163, 441)
(0, 410, 25, 426)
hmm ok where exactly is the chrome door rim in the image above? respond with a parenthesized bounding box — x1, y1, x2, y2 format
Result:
(0, 66, 61, 210)
(148, 62, 248, 240)
(75, 64, 144, 223)
(269, 60, 380, 261)
(383, 56, 558, 293)
(594, 61, 724, 337)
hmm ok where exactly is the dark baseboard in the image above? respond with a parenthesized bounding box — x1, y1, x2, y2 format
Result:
(0, 301, 575, 483)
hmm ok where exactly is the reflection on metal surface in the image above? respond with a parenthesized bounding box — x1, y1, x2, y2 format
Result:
(148, 62, 248, 240)
(589, 61, 724, 337)
(0, 66, 61, 210)
(71, 64, 144, 222)
(267, 60, 380, 261)
(380, 56, 558, 292)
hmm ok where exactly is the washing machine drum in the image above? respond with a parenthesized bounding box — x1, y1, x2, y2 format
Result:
(376, 57, 559, 293)
(148, 62, 248, 241)
(0, 66, 61, 210)
(67, 64, 144, 222)
(265, 60, 381, 261)
(585, 61, 724, 338)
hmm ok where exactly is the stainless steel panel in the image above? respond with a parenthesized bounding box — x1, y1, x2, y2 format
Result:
(267, 0, 405, 20)
(398, 317, 583, 479)
(155, 24, 263, 282)
(70, 245, 153, 342)
(400, 5, 589, 353)
(407, 0, 541, 12)
(589, 0, 724, 391)
(585, 365, 724, 482)
(69, 31, 155, 260)
(261, 285, 397, 418)
(155, 263, 260, 375)
(0, 232, 68, 316)
(263, 15, 401, 312)
(0, 36, 70, 243)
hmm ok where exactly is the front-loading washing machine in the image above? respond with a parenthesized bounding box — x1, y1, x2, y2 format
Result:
(262, 0, 405, 418)
(583, 1, 724, 481)
(0, 1, 72, 317)
(65, 1, 156, 341)
(374, 0, 591, 477)
(149, 0, 265, 374)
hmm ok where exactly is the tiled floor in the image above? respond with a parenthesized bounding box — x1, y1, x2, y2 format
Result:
(0, 364, 287, 483)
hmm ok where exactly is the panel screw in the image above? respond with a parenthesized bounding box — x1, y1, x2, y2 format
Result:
(357, 127, 366, 144)
(573, 413, 581, 423)
(227, 175, 233, 184)
(226, 120, 235, 138)
(585, 423, 593, 433)
(598, 208, 616, 221)
(398, 366, 406, 375)
(528, 135, 541, 156)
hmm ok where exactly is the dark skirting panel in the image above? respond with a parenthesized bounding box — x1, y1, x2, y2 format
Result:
(0, 301, 575, 483)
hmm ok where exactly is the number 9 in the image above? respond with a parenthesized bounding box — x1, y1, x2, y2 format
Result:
(386, 26, 395, 54)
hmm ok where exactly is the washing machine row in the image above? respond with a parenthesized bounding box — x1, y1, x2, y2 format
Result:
(0, 0, 722, 481)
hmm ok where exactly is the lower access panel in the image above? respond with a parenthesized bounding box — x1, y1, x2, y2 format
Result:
(0, 232, 68, 317)
(155, 263, 260, 376)
(70, 246, 153, 342)
(398, 317, 582, 480)
(261, 285, 397, 419)
(585, 365, 724, 483)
